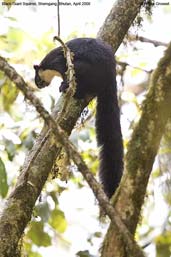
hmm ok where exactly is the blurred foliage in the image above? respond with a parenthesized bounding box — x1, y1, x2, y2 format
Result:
(1, 80, 19, 112)
(27, 221, 52, 247)
(156, 231, 171, 257)
(76, 250, 95, 257)
(0, 2, 171, 257)
(49, 207, 67, 233)
(0, 157, 8, 197)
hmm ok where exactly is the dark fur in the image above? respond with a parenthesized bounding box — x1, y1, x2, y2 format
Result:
(34, 38, 123, 198)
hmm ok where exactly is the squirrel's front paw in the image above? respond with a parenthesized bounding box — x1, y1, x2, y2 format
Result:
(59, 81, 69, 92)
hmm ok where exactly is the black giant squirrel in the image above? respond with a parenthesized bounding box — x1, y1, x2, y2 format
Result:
(34, 38, 123, 199)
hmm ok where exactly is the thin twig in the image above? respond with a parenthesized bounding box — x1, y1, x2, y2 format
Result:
(57, 0, 60, 37)
(117, 60, 153, 73)
(128, 34, 168, 47)
(53, 36, 77, 112)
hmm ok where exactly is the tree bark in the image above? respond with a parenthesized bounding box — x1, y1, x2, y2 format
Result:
(97, 0, 144, 51)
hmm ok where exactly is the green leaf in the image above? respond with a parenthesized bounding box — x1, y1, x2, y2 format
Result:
(35, 202, 50, 222)
(48, 208, 67, 233)
(0, 157, 8, 198)
(156, 231, 171, 257)
(24, 241, 42, 257)
(5, 139, 16, 161)
(49, 191, 59, 204)
(94, 231, 102, 238)
(7, 27, 24, 51)
(76, 250, 94, 257)
(27, 221, 51, 247)
(1, 81, 19, 112)
(28, 252, 42, 257)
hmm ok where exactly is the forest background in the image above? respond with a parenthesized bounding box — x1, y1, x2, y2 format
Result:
(0, 0, 171, 257)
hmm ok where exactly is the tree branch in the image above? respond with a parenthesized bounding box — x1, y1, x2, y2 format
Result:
(97, 0, 144, 51)
(0, 53, 144, 257)
(101, 41, 171, 257)
(0, 56, 87, 257)
(128, 34, 168, 47)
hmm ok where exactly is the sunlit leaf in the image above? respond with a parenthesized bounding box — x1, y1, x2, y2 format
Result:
(139, 62, 147, 68)
(49, 191, 59, 204)
(0, 71, 6, 86)
(94, 231, 102, 238)
(7, 27, 25, 51)
(24, 241, 43, 257)
(48, 208, 67, 233)
(0, 157, 8, 198)
(131, 68, 142, 77)
(76, 250, 94, 257)
(82, 149, 98, 175)
(21, 131, 36, 150)
(4, 139, 16, 161)
(1, 81, 19, 112)
(28, 252, 42, 257)
(156, 231, 171, 244)
(121, 91, 136, 103)
(5, 16, 17, 21)
(35, 202, 50, 222)
(27, 221, 51, 247)
(156, 231, 171, 257)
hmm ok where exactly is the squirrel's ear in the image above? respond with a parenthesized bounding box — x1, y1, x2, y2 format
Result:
(33, 65, 39, 71)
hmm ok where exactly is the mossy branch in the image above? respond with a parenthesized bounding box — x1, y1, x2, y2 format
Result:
(101, 41, 171, 257)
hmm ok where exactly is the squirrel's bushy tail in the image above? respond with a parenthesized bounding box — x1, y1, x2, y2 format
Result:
(96, 78, 123, 198)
